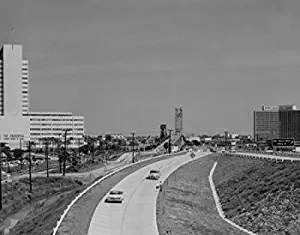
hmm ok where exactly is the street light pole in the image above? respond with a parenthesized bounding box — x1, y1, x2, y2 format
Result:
(132, 133, 135, 163)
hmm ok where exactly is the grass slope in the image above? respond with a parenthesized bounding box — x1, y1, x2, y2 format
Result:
(156, 154, 247, 235)
(0, 177, 83, 225)
(214, 155, 300, 235)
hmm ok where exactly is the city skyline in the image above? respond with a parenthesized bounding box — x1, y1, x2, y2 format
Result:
(2, 0, 300, 135)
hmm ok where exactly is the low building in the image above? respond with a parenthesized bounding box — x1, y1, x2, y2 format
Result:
(28, 112, 84, 148)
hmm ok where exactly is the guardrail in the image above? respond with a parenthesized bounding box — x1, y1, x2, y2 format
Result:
(224, 152, 300, 162)
(52, 150, 187, 235)
(236, 150, 300, 158)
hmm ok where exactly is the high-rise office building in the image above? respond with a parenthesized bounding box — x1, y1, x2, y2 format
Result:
(0, 44, 85, 149)
(0, 44, 29, 116)
(254, 110, 279, 141)
(0, 45, 30, 148)
(254, 104, 300, 143)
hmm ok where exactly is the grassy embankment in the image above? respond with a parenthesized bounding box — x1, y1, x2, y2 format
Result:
(2, 177, 84, 235)
(214, 155, 300, 234)
(156, 154, 247, 235)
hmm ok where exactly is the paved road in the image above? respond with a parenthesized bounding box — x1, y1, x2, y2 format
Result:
(87, 151, 209, 235)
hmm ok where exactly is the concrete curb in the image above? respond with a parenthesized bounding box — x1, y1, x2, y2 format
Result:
(208, 161, 257, 235)
(52, 150, 187, 235)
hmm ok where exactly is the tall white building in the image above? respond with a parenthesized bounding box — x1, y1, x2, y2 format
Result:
(0, 44, 85, 149)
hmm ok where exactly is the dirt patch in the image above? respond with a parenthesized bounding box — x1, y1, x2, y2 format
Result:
(156, 154, 247, 235)
(9, 189, 83, 235)
(214, 154, 300, 234)
(50, 160, 105, 174)
(0, 177, 83, 225)
(56, 152, 185, 235)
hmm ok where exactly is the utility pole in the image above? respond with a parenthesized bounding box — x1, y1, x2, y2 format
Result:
(45, 139, 49, 178)
(63, 131, 67, 176)
(92, 139, 95, 161)
(63, 129, 71, 176)
(168, 129, 172, 154)
(132, 133, 135, 163)
(6, 151, 9, 173)
(57, 139, 62, 173)
(28, 141, 32, 193)
(77, 138, 80, 163)
(0, 142, 5, 210)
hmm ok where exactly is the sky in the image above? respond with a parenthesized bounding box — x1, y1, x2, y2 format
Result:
(1, 0, 300, 136)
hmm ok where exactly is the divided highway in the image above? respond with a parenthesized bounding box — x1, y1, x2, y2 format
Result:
(87, 151, 209, 235)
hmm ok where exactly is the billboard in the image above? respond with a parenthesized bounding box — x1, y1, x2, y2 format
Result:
(262, 106, 279, 111)
(272, 138, 295, 147)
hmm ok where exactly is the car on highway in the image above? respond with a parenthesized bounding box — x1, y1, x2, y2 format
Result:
(146, 169, 161, 180)
(105, 190, 124, 203)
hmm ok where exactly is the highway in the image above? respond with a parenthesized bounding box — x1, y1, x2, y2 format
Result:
(87, 150, 209, 235)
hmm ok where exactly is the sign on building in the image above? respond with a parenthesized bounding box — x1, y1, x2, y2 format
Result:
(272, 138, 295, 147)
(262, 106, 279, 111)
(0, 134, 25, 141)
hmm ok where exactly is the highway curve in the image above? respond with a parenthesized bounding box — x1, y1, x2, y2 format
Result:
(87, 151, 209, 235)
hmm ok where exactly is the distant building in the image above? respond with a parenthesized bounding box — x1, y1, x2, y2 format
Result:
(254, 104, 300, 144)
(174, 107, 183, 135)
(187, 136, 200, 142)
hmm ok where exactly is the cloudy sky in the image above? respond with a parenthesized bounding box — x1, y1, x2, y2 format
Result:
(1, 0, 300, 135)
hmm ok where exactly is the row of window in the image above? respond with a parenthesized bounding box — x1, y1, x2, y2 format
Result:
(30, 123, 83, 126)
(31, 133, 83, 136)
(31, 127, 84, 131)
(30, 118, 84, 121)
(30, 113, 72, 117)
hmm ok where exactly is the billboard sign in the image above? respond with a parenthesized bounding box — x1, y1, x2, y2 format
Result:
(272, 138, 295, 147)
(262, 106, 279, 111)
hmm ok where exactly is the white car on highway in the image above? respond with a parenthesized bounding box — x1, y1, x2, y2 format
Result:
(146, 169, 161, 180)
(105, 190, 124, 203)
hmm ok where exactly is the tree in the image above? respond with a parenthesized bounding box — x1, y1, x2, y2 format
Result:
(13, 148, 24, 169)
(163, 142, 169, 151)
(192, 140, 200, 146)
(104, 134, 112, 142)
(52, 137, 63, 173)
